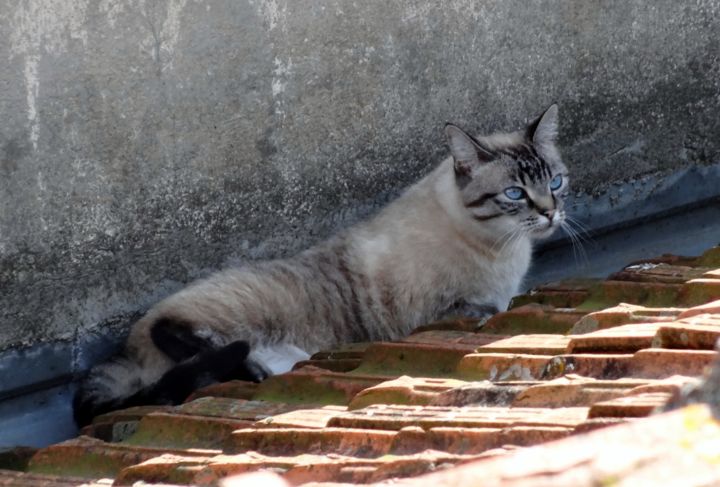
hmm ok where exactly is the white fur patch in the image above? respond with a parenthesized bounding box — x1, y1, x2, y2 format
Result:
(359, 234, 391, 271)
(249, 343, 311, 375)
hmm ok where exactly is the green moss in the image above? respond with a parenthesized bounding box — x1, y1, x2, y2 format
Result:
(351, 345, 466, 378)
(481, 314, 576, 335)
(679, 281, 720, 306)
(696, 247, 720, 267)
(123, 415, 233, 450)
(28, 451, 127, 479)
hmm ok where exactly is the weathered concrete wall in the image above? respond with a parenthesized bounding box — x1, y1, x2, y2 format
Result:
(1, 0, 720, 356)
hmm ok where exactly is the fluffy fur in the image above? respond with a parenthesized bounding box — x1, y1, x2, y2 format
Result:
(74, 105, 568, 426)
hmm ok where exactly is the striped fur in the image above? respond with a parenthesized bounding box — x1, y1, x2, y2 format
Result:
(74, 105, 568, 424)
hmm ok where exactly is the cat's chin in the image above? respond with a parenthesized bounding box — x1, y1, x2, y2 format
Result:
(530, 224, 561, 240)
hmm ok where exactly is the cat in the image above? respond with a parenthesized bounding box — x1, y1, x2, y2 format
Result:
(73, 105, 568, 426)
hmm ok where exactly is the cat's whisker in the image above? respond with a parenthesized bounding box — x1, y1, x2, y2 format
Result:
(561, 220, 589, 267)
(564, 218, 595, 251)
(563, 214, 590, 230)
(496, 227, 524, 256)
(491, 226, 520, 254)
(564, 216, 594, 242)
(494, 229, 516, 256)
(506, 228, 526, 253)
(560, 221, 580, 264)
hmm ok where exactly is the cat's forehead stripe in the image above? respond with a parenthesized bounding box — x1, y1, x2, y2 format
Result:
(493, 143, 553, 186)
(515, 154, 550, 185)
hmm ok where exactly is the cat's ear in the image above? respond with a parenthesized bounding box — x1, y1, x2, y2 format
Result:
(527, 104, 559, 148)
(445, 124, 495, 178)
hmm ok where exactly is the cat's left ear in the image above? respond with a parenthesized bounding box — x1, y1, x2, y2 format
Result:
(445, 123, 494, 179)
(527, 104, 559, 148)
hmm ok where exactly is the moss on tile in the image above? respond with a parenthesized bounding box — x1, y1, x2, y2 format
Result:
(351, 343, 469, 378)
(481, 305, 583, 335)
(28, 449, 129, 480)
(696, 247, 720, 267)
(123, 412, 244, 450)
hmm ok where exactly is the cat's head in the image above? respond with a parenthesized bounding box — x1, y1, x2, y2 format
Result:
(445, 105, 568, 241)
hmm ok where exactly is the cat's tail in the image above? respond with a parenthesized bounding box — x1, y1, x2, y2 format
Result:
(73, 340, 269, 427)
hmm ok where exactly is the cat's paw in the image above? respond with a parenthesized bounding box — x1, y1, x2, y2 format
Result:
(440, 301, 499, 327)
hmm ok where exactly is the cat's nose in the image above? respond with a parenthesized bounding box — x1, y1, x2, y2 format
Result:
(541, 209, 556, 221)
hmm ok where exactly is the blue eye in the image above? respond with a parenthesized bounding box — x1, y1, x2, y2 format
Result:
(549, 174, 563, 191)
(504, 187, 525, 200)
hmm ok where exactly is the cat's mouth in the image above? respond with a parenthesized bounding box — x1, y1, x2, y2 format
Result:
(531, 217, 562, 237)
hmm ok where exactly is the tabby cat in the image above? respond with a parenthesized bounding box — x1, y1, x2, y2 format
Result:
(74, 105, 568, 426)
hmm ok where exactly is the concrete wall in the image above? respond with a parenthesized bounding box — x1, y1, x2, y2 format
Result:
(2, 0, 720, 357)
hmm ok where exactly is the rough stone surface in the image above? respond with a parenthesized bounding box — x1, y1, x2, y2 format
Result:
(2, 0, 720, 359)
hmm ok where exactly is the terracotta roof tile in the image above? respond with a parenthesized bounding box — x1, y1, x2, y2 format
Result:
(292, 358, 363, 373)
(126, 413, 253, 450)
(252, 367, 386, 405)
(456, 352, 553, 381)
(510, 376, 644, 408)
(116, 450, 484, 486)
(566, 323, 663, 353)
(27, 436, 216, 480)
(226, 427, 396, 457)
(480, 304, 584, 334)
(630, 348, 717, 378)
(350, 341, 475, 377)
(509, 279, 600, 309)
(359, 404, 720, 487)
(11, 244, 720, 486)
(622, 374, 699, 400)
(679, 278, 720, 306)
(702, 268, 720, 279)
(475, 334, 570, 355)
(681, 313, 720, 327)
(598, 280, 683, 308)
(0, 469, 115, 486)
(569, 303, 682, 334)
(653, 323, 720, 349)
(292, 343, 370, 373)
(390, 425, 573, 455)
(608, 263, 709, 284)
(677, 298, 720, 317)
(347, 376, 467, 410)
(253, 406, 347, 429)
(587, 392, 673, 418)
(542, 353, 634, 380)
(429, 380, 532, 407)
(326, 404, 589, 430)
(411, 317, 485, 333)
(696, 247, 720, 266)
(402, 329, 500, 346)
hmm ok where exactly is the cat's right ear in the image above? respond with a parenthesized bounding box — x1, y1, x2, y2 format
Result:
(445, 124, 494, 180)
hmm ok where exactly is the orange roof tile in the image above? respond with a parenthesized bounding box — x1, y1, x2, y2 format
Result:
(4, 245, 720, 486)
